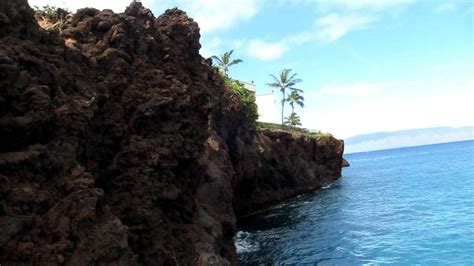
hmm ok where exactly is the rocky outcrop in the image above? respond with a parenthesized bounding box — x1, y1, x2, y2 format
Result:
(0, 1, 343, 265)
(342, 158, 350, 167)
(234, 130, 343, 215)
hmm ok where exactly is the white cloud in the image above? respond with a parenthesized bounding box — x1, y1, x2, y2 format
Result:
(301, 80, 474, 139)
(199, 37, 223, 58)
(243, 11, 378, 59)
(244, 0, 407, 59)
(315, 13, 377, 41)
(469, 79, 474, 90)
(318, 82, 398, 96)
(28, 0, 154, 13)
(203, 0, 414, 58)
(436, 3, 457, 13)
(246, 39, 288, 61)
(232, 39, 245, 49)
(244, 30, 314, 61)
(313, 0, 414, 41)
(282, 31, 314, 45)
(276, 0, 317, 6)
(277, 0, 413, 8)
(432, 64, 450, 73)
(305, 92, 474, 139)
(318, 0, 414, 11)
(181, 0, 259, 34)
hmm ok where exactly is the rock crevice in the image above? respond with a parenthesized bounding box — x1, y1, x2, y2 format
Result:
(0, 1, 343, 264)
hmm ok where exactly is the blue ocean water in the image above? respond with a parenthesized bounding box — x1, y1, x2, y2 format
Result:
(236, 140, 474, 265)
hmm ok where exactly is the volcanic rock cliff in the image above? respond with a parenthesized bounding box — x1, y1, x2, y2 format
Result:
(0, 1, 343, 265)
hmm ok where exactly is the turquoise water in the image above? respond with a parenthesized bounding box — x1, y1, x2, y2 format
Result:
(236, 140, 474, 265)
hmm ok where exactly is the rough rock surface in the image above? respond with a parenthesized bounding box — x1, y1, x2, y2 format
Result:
(234, 130, 344, 215)
(0, 1, 343, 264)
(342, 158, 350, 167)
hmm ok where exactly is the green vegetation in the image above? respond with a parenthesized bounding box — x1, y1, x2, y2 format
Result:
(33, 5, 70, 31)
(211, 50, 243, 75)
(266, 69, 303, 126)
(284, 90, 304, 127)
(286, 90, 304, 113)
(210, 50, 311, 133)
(34, 5, 67, 20)
(284, 112, 302, 127)
(257, 121, 332, 138)
(220, 73, 259, 128)
(211, 49, 257, 127)
(257, 121, 303, 133)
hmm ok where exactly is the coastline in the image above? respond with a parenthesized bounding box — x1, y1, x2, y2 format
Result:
(0, 1, 343, 264)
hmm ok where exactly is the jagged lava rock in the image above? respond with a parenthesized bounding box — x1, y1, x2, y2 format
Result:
(233, 130, 344, 215)
(0, 0, 344, 265)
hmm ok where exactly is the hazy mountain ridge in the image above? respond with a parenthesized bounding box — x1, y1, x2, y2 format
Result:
(345, 126, 474, 153)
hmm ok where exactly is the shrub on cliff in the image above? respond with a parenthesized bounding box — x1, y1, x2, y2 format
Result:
(33, 5, 70, 31)
(220, 73, 259, 128)
(257, 122, 333, 139)
(284, 112, 302, 127)
(34, 5, 68, 20)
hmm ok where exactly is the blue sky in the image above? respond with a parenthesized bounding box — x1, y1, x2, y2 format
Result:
(30, 0, 474, 138)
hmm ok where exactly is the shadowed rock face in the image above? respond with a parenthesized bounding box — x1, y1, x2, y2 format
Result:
(233, 131, 344, 216)
(0, 1, 343, 265)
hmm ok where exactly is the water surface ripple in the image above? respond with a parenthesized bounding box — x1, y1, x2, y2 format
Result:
(236, 140, 474, 265)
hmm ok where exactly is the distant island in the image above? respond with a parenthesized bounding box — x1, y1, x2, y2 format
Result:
(345, 126, 474, 153)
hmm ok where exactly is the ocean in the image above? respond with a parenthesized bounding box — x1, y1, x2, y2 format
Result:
(236, 140, 474, 265)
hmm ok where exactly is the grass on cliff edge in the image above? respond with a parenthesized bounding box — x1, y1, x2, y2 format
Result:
(259, 122, 348, 165)
(33, 5, 71, 31)
(257, 121, 333, 138)
(220, 72, 259, 128)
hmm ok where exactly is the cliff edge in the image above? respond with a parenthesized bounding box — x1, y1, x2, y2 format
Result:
(0, 1, 343, 264)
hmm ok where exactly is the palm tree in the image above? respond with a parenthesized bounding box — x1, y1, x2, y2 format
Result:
(286, 90, 304, 114)
(284, 112, 302, 127)
(211, 50, 243, 75)
(266, 69, 302, 125)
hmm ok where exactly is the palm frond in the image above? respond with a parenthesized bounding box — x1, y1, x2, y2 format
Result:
(287, 73, 297, 81)
(210, 55, 222, 65)
(266, 82, 281, 88)
(222, 53, 230, 64)
(280, 69, 290, 82)
(211, 49, 242, 74)
(228, 59, 243, 66)
(289, 87, 303, 93)
(290, 78, 302, 84)
(268, 74, 281, 84)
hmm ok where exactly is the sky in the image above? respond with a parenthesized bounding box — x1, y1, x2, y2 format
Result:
(28, 0, 474, 139)
(344, 126, 474, 153)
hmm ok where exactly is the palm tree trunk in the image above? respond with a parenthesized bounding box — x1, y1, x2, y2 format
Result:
(281, 90, 285, 126)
